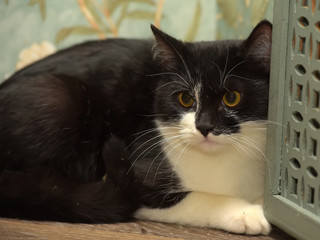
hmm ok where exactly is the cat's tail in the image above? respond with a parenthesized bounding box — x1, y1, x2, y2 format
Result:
(0, 136, 140, 223)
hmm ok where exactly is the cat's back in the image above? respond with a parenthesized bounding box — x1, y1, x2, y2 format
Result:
(0, 38, 158, 174)
(8, 38, 155, 82)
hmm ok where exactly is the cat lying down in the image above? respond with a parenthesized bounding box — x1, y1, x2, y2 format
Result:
(0, 20, 272, 235)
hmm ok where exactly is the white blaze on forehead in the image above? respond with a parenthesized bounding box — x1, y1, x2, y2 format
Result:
(194, 83, 201, 111)
(194, 83, 201, 100)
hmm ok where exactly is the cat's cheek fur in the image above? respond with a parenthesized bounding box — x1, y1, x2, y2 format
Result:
(134, 192, 271, 235)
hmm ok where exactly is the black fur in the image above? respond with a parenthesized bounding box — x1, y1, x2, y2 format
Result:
(0, 21, 272, 222)
(0, 137, 139, 222)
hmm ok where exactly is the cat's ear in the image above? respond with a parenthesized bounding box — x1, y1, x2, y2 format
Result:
(150, 25, 184, 68)
(243, 20, 272, 73)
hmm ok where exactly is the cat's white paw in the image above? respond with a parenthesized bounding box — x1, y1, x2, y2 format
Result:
(219, 205, 271, 235)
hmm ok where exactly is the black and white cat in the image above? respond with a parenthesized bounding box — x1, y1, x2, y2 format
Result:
(0, 20, 272, 235)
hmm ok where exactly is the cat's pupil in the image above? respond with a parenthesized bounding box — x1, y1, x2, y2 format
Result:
(226, 92, 236, 103)
(182, 93, 192, 103)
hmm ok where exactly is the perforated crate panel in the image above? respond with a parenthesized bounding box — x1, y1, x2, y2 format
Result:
(283, 0, 320, 214)
(265, 0, 320, 239)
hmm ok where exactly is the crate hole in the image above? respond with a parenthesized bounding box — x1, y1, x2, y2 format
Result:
(312, 0, 316, 13)
(290, 158, 301, 169)
(298, 36, 306, 54)
(307, 166, 318, 178)
(312, 90, 320, 108)
(312, 70, 320, 82)
(293, 130, 301, 148)
(307, 186, 315, 204)
(293, 111, 304, 122)
(316, 22, 320, 32)
(296, 84, 303, 102)
(291, 176, 298, 195)
(302, 0, 308, 7)
(310, 138, 317, 156)
(309, 118, 320, 129)
(295, 64, 306, 75)
(317, 41, 320, 59)
(298, 17, 309, 27)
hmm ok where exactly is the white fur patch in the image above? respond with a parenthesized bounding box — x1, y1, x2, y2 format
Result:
(135, 114, 270, 235)
(135, 192, 271, 235)
(157, 113, 267, 202)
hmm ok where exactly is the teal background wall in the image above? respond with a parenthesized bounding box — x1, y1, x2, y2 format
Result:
(0, 0, 273, 82)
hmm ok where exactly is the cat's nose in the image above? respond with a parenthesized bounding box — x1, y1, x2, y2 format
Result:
(196, 124, 224, 137)
(196, 124, 214, 137)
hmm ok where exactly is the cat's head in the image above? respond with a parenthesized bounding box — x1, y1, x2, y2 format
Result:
(150, 21, 272, 153)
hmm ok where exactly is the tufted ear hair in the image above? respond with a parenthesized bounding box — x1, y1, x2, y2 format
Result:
(150, 24, 186, 69)
(243, 20, 272, 73)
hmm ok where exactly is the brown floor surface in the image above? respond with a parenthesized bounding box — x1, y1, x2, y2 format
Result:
(0, 218, 296, 240)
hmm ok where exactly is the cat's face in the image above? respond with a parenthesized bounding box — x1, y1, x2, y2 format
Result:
(151, 21, 272, 153)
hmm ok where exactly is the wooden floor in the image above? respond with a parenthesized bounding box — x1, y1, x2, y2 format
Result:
(0, 218, 295, 240)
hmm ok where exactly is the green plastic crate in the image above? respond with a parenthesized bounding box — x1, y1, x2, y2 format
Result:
(265, 0, 320, 239)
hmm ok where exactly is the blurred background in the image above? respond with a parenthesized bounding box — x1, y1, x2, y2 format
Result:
(0, 0, 273, 82)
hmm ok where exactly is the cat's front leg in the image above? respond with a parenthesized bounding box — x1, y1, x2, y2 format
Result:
(134, 191, 271, 235)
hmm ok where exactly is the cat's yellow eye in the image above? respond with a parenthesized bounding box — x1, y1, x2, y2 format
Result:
(222, 90, 241, 108)
(178, 92, 194, 108)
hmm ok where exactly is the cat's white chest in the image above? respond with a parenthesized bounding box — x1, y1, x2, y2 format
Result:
(168, 145, 265, 202)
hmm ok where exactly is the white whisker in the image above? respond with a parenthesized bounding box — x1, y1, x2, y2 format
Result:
(144, 136, 187, 183)
(148, 72, 189, 88)
(227, 74, 254, 81)
(169, 45, 193, 83)
(239, 120, 285, 129)
(128, 132, 186, 175)
(209, 60, 222, 83)
(152, 80, 189, 93)
(153, 138, 190, 184)
(227, 134, 272, 186)
(128, 126, 183, 149)
(222, 60, 248, 86)
(221, 47, 229, 85)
